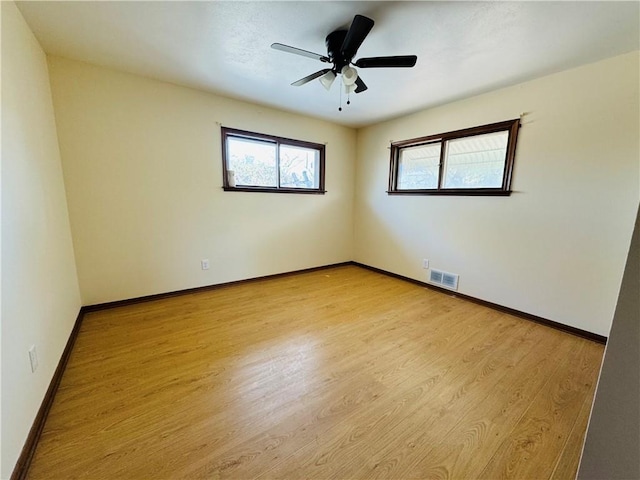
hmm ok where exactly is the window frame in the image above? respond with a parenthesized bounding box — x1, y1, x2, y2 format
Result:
(221, 127, 326, 194)
(388, 119, 520, 196)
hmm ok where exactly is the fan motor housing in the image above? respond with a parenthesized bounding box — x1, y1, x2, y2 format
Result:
(325, 30, 349, 70)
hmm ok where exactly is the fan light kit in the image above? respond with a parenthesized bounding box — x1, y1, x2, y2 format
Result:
(272, 14, 417, 111)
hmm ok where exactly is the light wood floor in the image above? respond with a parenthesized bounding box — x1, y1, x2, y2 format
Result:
(27, 265, 604, 479)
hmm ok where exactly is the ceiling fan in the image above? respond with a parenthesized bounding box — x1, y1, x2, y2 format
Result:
(271, 14, 417, 96)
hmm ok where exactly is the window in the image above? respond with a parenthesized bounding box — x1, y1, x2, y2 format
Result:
(221, 127, 325, 194)
(388, 119, 520, 195)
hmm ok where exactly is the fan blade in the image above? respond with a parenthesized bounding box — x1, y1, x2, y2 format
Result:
(355, 55, 417, 68)
(291, 69, 332, 86)
(354, 77, 368, 94)
(271, 43, 330, 63)
(341, 14, 374, 60)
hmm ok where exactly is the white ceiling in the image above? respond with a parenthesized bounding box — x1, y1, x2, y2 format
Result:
(17, 1, 640, 128)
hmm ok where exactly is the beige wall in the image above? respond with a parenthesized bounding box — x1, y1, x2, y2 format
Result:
(354, 52, 640, 337)
(47, 56, 357, 306)
(1, 2, 82, 477)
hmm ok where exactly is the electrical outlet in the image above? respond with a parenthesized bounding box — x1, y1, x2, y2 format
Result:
(423, 259, 429, 269)
(28, 345, 39, 373)
(201, 259, 210, 270)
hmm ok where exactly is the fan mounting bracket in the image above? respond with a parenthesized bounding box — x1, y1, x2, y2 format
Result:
(325, 30, 349, 71)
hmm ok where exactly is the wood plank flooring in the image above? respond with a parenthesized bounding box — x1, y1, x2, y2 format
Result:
(26, 265, 604, 479)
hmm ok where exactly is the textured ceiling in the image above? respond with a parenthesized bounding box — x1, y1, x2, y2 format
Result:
(17, 1, 640, 128)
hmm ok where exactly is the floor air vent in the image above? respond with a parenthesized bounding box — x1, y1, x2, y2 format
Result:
(429, 269, 459, 291)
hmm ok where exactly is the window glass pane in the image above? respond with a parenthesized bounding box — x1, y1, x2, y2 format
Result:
(227, 137, 277, 187)
(442, 131, 508, 189)
(397, 143, 441, 190)
(279, 145, 319, 189)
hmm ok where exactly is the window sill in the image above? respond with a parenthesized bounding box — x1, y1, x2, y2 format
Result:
(223, 186, 326, 195)
(387, 189, 512, 196)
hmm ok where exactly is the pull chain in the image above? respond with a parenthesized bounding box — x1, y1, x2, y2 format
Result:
(338, 87, 353, 111)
